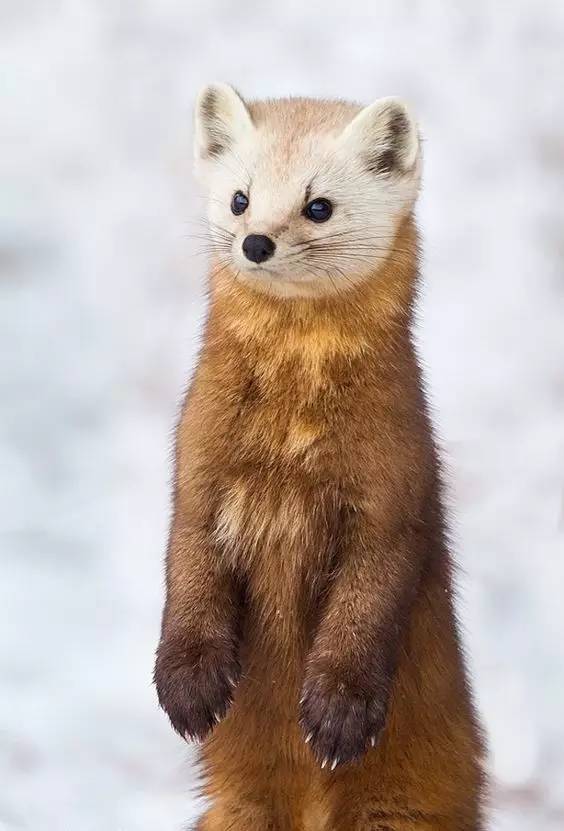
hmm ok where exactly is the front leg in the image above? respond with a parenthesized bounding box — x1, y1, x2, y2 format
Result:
(300, 510, 423, 769)
(154, 519, 242, 742)
(154, 358, 252, 743)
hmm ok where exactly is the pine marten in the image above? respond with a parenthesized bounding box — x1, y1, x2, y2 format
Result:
(154, 84, 485, 830)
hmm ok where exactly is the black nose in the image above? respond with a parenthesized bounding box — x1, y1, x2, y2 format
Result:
(242, 234, 276, 264)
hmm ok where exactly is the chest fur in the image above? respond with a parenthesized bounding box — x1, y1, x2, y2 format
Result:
(213, 464, 342, 635)
(210, 351, 347, 580)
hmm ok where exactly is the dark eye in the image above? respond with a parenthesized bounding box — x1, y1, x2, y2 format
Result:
(231, 190, 249, 215)
(304, 198, 333, 223)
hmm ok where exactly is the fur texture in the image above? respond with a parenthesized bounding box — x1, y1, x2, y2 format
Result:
(155, 85, 485, 830)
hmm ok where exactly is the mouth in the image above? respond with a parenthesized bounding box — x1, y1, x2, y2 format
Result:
(241, 263, 279, 277)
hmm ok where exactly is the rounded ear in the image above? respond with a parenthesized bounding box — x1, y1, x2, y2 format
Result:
(194, 82, 254, 171)
(339, 97, 419, 176)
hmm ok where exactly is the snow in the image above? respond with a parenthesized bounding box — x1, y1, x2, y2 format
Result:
(1, 1, 563, 829)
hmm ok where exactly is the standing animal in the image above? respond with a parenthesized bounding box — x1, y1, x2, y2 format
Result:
(154, 83, 485, 830)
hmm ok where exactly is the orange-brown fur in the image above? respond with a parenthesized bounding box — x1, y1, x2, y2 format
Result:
(155, 212, 485, 828)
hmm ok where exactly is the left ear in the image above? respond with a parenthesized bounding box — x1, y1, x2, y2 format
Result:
(339, 97, 419, 176)
(193, 82, 254, 170)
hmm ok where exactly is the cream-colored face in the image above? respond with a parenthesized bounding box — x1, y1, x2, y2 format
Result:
(194, 84, 421, 299)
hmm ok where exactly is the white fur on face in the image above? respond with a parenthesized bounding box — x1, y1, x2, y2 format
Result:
(194, 84, 421, 299)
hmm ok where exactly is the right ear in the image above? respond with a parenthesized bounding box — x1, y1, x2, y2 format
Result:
(194, 83, 254, 174)
(338, 97, 419, 177)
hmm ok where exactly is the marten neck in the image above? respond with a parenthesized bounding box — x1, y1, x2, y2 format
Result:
(205, 215, 419, 373)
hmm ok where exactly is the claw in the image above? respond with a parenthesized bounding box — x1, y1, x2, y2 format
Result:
(214, 712, 221, 723)
(331, 758, 339, 771)
(321, 757, 328, 769)
(305, 732, 313, 744)
(370, 736, 376, 747)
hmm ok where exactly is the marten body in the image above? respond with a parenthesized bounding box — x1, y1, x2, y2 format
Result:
(155, 88, 485, 830)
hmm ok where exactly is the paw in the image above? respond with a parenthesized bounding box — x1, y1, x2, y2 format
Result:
(154, 632, 239, 742)
(299, 668, 388, 769)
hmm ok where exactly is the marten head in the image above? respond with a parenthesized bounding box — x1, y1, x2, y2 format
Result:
(194, 84, 421, 299)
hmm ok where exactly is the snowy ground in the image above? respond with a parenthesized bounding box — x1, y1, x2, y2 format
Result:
(1, 2, 563, 829)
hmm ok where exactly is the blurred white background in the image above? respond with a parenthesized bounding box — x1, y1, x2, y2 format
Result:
(2, 1, 563, 829)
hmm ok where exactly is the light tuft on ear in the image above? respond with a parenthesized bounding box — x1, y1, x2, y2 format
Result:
(194, 82, 254, 170)
(340, 97, 419, 176)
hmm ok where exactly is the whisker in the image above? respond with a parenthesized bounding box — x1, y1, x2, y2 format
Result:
(208, 257, 234, 281)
